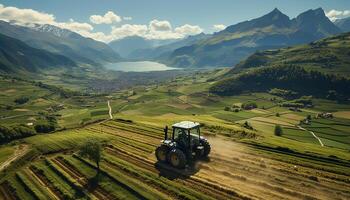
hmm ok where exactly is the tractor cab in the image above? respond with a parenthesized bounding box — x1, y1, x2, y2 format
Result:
(172, 121, 201, 148)
(156, 121, 211, 168)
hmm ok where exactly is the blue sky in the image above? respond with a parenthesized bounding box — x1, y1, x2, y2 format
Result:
(0, 0, 349, 42)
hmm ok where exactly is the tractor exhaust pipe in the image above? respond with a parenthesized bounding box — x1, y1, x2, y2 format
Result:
(164, 125, 168, 140)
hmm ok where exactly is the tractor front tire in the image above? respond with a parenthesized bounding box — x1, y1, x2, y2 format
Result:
(156, 145, 169, 162)
(167, 149, 186, 168)
(202, 140, 211, 157)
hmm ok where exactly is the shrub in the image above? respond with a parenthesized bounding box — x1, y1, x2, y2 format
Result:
(241, 102, 257, 110)
(14, 97, 29, 104)
(276, 113, 280, 117)
(0, 125, 36, 144)
(34, 123, 55, 133)
(269, 88, 298, 99)
(243, 121, 253, 130)
(274, 125, 283, 136)
(307, 115, 312, 120)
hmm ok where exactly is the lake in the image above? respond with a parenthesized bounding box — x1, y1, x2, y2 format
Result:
(104, 61, 178, 72)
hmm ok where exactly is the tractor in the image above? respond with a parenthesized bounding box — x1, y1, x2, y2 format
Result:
(155, 121, 211, 168)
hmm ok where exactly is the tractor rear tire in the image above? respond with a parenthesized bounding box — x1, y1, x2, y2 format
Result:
(156, 145, 169, 162)
(167, 149, 186, 168)
(202, 140, 211, 157)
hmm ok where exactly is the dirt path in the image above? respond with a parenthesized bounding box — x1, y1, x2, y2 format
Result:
(0, 144, 30, 172)
(297, 126, 324, 146)
(107, 100, 113, 119)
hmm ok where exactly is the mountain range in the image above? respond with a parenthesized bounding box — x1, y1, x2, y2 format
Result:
(127, 33, 211, 60)
(158, 8, 342, 68)
(0, 21, 120, 65)
(108, 36, 177, 58)
(0, 7, 349, 75)
(335, 17, 350, 32)
(0, 32, 75, 74)
(210, 32, 350, 99)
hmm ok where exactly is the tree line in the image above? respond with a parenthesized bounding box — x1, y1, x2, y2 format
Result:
(210, 65, 350, 101)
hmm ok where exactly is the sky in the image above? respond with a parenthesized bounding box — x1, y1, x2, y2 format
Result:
(0, 0, 349, 43)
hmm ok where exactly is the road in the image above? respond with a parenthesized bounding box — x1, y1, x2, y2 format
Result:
(107, 100, 113, 119)
(0, 144, 30, 172)
(297, 126, 324, 146)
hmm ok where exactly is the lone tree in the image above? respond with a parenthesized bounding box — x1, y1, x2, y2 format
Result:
(79, 140, 102, 174)
(274, 125, 283, 136)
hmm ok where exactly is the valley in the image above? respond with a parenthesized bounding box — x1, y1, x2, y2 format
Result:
(1, 66, 350, 199)
(0, 2, 350, 200)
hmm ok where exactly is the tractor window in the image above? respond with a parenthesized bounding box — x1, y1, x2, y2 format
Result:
(173, 128, 188, 140)
(191, 127, 200, 136)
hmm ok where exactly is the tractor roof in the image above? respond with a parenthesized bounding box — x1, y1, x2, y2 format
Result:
(172, 121, 200, 129)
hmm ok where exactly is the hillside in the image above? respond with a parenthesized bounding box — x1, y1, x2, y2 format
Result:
(210, 32, 350, 99)
(1, 69, 350, 200)
(210, 65, 350, 99)
(127, 33, 211, 60)
(165, 8, 341, 68)
(234, 32, 350, 75)
(335, 17, 350, 32)
(0, 21, 120, 65)
(0, 33, 76, 74)
(109, 36, 176, 58)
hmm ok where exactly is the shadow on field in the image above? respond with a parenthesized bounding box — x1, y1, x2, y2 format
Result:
(87, 174, 100, 190)
(155, 158, 211, 180)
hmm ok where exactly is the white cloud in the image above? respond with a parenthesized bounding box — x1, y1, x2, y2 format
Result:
(326, 9, 350, 22)
(110, 24, 148, 40)
(213, 24, 226, 31)
(174, 24, 203, 36)
(149, 19, 172, 32)
(0, 4, 203, 43)
(123, 16, 132, 20)
(58, 19, 93, 33)
(0, 3, 55, 25)
(90, 11, 121, 24)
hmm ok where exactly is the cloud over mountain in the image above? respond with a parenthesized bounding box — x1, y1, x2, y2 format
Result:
(0, 4, 203, 43)
(326, 9, 350, 21)
(213, 24, 226, 31)
(90, 11, 122, 24)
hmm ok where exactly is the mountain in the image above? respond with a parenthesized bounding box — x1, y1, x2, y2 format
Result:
(234, 32, 350, 75)
(108, 36, 177, 58)
(165, 8, 342, 68)
(128, 33, 211, 60)
(0, 33, 76, 74)
(210, 32, 350, 99)
(335, 17, 350, 32)
(0, 21, 120, 65)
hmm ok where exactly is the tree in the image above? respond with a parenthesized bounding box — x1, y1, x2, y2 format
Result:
(79, 140, 102, 174)
(34, 123, 55, 133)
(14, 97, 29, 105)
(306, 115, 312, 121)
(274, 125, 283, 136)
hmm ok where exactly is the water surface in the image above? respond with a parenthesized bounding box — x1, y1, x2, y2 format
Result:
(104, 61, 178, 72)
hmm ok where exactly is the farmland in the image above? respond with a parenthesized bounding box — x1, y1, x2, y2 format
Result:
(1, 69, 350, 200)
(0, 120, 349, 200)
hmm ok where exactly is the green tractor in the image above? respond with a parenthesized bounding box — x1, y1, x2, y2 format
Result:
(155, 121, 211, 168)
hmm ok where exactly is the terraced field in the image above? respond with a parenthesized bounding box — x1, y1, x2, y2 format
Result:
(1, 120, 349, 200)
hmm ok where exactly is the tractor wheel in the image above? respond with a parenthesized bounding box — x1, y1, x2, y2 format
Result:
(156, 145, 169, 162)
(202, 140, 211, 157)
(167, 149, 186, 168)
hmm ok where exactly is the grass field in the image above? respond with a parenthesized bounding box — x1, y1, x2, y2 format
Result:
(1, 70, 350, 200)
(1, 120, 349, 200)
(0, 146, 15, 164)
